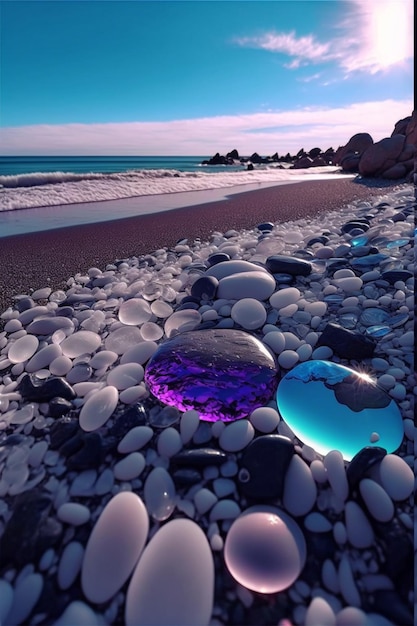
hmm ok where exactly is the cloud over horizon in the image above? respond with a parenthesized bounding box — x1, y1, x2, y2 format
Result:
(0, 99, 413, 157)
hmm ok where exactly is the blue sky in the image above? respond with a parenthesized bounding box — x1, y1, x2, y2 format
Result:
(0, 0, 413, 155)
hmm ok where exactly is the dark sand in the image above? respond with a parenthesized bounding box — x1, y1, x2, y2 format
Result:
(0, 178, 396, 314)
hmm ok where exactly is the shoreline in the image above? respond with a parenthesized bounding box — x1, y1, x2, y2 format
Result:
(0, 178, 403, 313)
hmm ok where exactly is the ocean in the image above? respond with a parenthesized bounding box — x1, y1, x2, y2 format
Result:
(0, 155, 352, 237)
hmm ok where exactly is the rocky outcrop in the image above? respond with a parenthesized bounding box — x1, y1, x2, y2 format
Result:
(335, 112, 416, 180)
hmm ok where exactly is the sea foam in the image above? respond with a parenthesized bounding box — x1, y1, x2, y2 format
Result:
(0, 166, 351, 211)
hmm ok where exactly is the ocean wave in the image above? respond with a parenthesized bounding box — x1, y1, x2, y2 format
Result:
(0, 166, 348, 211)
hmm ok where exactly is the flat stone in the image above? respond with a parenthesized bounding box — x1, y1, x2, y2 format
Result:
(266, 255, 312, 276)
(276, 360, 404, 461)
(145, 329, 279, 422)
(316, 323, 376, 359)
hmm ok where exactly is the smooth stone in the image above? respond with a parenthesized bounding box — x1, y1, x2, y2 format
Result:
(4, 572, 43, 625)
(164, 309, 202, 338)
(344, 500, 374, 548)
(359, 308, 390, 326)
(25, 343, 62, 373)
(171, 448, 227, 467)
(266, 255, 312, 276)
(104, 326, 142, 354)
(66, 362, 92, 384)
(0, 580, 13, 625)
(26, 317, 74, 334)
(283, 454, 317, 516)
(79, 386, 119, 432)
(218, 419, 254, 452)
(205, 259, 267, 280)
(59, 330, 100, 358)
(117, 425, 154, 453)
(157, 427, 182, 457)
(230, 298, 267, 329)
(81, 492, 148, 604)
(377, 454, 414, 500)
(257, 221, 274, 232)
(113, 452, 146, 480)
(89, 350, 118, 370)
(57, 502, 91, 525)
(359, 478, 394, 522)
(125, 519, 214, 626)
(305, 597, 336, 626)
(217, 271, 275, 300)
(106, 363, 144, 389)
(190, 275, 219, 300)
(118, 298, 152, 325)
(49, 356, 73, 376)
(8, 334, 39, 364)
(238, 435, 294, 500)
(346, 446, 387, 488)
(206, 252, 230, 267)
(277, 361, 403, 461)
(57, 541, 84, 590)
(323, 450, 349, 502)
(17, 373, 76, 402)
(145, 329, 279, 422)
(144, 467, 176, 521)
(303, 512, 332, 533)
(179, 409, 200, 444)
(334, 276, 363, 292)
(381, 269, 413, 283)
(269, 287, 300, 310)
(249, 406, 280, 433)
(224, 505, 306, 593)
(316, 323, 375, 359)
(52, 601, 101, 626)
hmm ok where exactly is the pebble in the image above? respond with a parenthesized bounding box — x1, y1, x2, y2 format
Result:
(218, 271, 275, 300)
(218, 419, 254, 452)
(249, 406, 280, 432)
(283, 454, 317, 516)
(359, 478, 394, 522)
(81, 492, 149, 604)
(377, 454, 414, 500)
(144, 467, 176, 521)
(4, 572, 43, 625)
(8, 334, 39, 364)
(323, 450, 348, 502)
(57, 502, 91, 525)
(57, 541, 85, 590)
(117, 425, 154, 453)
(344, 500, 374, 547)
(53, 601, 101, 625)
(230, 298, 267, 329)
(125, 519, 214, 626)
(113, 452, 146, 480)
(79, 385, 119, 431)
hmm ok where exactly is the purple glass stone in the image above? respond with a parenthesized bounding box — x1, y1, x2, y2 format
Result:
(144, 329, 279, 422)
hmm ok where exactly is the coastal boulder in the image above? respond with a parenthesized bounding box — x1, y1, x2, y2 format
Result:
(335, 133, 374, 171)
(405, 110, 417, 146)
(226, 149, 239, 160)
(358, 134, 406, 177)
(391, 116, 411, 137)
(292, 156, 313, 169)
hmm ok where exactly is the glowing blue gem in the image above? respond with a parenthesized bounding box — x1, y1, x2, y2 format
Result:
(276, 360, 403, 461)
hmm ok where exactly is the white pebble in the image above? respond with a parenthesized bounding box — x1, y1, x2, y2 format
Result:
(270, 287, 300, 310)
(8, 335, 39, 364)
(305, 596, 336, 626)
(118, 426, 154, 453)
(25, 343, 62, 373)
(219, 419, 254, 452)
(209, 499, 241, 521)
(106, 363, 144, 389)
(336, 607, 368, 625)
(231, 298, 267, 329)
(218, 271, 276, 300)
(262, 331, 286, 354)
(157, 427, 182, 457)
(277, 350, 299, 369)
(79, 386, 119, 432)
(120, 341, 158, 365)
(344, 501, 374, 547)
(114, 452, 146, 481)
(334, 277, 363, 292)
(249, 406, 280, 433)
(180, 409, 200, 444)
(283, 455, 317, 516)
(359, 478, 394, 522)
(81, 492, 149, 604)
(194, 488, 218, 515)
(378, 454, 414, 500)
(49, 355, 73, 376)
(60, 330, 101, 358)
(323, 450, 348, 502)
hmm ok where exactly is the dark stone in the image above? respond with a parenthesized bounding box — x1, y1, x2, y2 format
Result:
(346, 446, 387, 488)
(0, 434, 27, 446)
(206, 253, 231, 267)
(176, 302, 200, 311)
(226, 149, 239, 160)
(171, 448, 227, 467)
(370, 590, 413, 626)
(373, 517, 413, 583)
(316, 323, 376, 359)
(190, 275, 219, 300)
(48, 397, 74, 418)
(266, 255, 312, 276)
(237, 435, 294, 500)
(49, 417, 79, 449)
(381, 269, 413, 283)
(341, 221, 370, 234)
(306, 236, 329, 246)
(145, 328, 279, 422)
(180, 296, 201, 305)
(15, 296, 35, 312)
(17, 374, 76, 402)
(171, 468, 203, 487)
(55, 306, 74, 318)
(0, 490, 63, 568)
(257, 222, 274, 232)
(65, 433, 103, 470)
(107, 403, 147, 440)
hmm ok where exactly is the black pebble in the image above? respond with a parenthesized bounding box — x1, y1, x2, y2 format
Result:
(171, 447, 227, 467)
(191, 276, 219, 300)
(266, 255, 312, 276)
(18, 374, 76, 402)
(316, 323, 376, 359)
(49, 417, 79, 449)
(206, 252, 230, 267)
(381, 269, 413, 284)
(171, 468, 203, 486)
(257, 222, 274, 232)
(48, 397, 74, 418)
(346, 446, 387, 488)
(238, 435, 294, 500)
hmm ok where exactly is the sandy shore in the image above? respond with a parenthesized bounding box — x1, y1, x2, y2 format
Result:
(0, 178, 397, 313)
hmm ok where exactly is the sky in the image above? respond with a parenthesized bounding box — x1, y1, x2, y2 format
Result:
(0, 0, 413, 156)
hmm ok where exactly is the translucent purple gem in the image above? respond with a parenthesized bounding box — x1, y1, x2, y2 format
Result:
(144, 329, 279, 422)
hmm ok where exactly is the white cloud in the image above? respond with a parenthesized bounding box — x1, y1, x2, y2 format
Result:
(0, 99, 412, 156)
(234, 0, 414, 75)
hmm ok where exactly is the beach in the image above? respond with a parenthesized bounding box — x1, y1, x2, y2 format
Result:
(0, 178, 393, 314)
(0, 176, 414, 626)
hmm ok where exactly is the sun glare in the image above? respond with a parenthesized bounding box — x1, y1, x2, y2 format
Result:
(370, 0, 412, 68)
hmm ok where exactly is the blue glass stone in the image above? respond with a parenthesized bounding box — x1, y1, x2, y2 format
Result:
(359, 308, 390, 326)
(276, 360, 403, 461)
(145, 329, 279, 422)
(350, 253, 389, 268)
(323, 294, 344, 304)
(365, 325, 392, 337)
(388, 312, 409, 328)
(337, 312, 359, 329)
(385, 238, 410, 249)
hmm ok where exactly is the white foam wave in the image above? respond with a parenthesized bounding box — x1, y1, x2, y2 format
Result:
(0, 166, 350, 211)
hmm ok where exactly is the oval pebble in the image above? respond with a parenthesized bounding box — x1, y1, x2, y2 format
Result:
(338, 555, 360, 607)
(57, 542, 85, 590)
(305, 597, 336, 626)
(206, 259, 266, 279)
(323, 450, 348, 502)
(270, 287, 300, 310)
(8, 335, 39, 364)
(344, 501, 374, 548)
(335, 277, 363, 292)
(277, 350, 299, 369)
(219, 419, 255, 452)
(81, 492, 149, 604)
(120, 341, 158, 365)
(157, 427, 183, 457)
(4, 573, 43, 626)
(224, 505, 306, 594)
(52, 601, 101, 626)
(114, 452, 146, 481)
(377, 454, 414, 500)
(79, 386, 118, 432)
(89, 350, 118, 370)
(60, 330, 101, 358)
(218, 271, 275, 301)
(49, 355, 73, 376)
(231, 298, 267, 329)
(119, 298, 152, 325)
(106, 363, 144, 389)
(194, 488, 218, 515)
(283, 455, 317, 516)
(180, 409, 200, 444)
(25, 343, 62, 373)
(0, 580, 13, 625)
(105, 326, 142, 355)
(359, 478, 394, 522)
(57, 502, 91, 526)
(304, 512, 332, 533)
(164, 309, 202, 338)
(263, 331, 286, 354)
(144, 467, 176, 521)
(117, 426, 154, 453)
(249, 406, 280, 433)
(125, 519, 214, 626)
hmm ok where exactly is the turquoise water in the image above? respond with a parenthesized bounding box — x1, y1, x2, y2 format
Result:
(0, 155, 243, 176)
